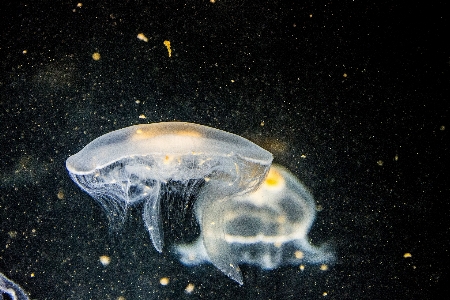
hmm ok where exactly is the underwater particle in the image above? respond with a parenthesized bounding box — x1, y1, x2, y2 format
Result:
(185, 283, 195, 294)
(92, 52, 101, 61)
(299, 264, 305, 271)
(394, 155, 399, 161)
(160, 277, 170, 286)
(22, 50, 27, 54)
(320, 264, 329, 271)
(175, 164, 334, 285)
(117, 297, 125, 300)
(8, 231, 18, 238)
(77, 3, 82, 8)
(57, 189, 65, 200)
(322, 292, 328, 296)
(403, 253, 412, 258)
(343, 73, 347, 78)
(163, 40, 172, 57)
(99, 255, 111, 266)
(137, 33, 148, 42)
(377, 160, 384, 166)
(138, 114, 146, 119)
(440, 125, 445, 131)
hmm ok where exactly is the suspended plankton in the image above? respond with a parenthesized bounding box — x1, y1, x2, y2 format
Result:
(66, 122, 273, 254)
(175, 164, 334, 285)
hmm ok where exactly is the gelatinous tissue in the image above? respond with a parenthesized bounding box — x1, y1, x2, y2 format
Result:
(66, 122, 272, 251)
(175, 164, 334, 284)
(66, 122, 333, 284)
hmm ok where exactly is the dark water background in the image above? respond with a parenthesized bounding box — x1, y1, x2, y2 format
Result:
(1, 1, 448, 299)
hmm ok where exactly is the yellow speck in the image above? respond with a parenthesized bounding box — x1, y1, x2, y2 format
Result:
(163, 155, 174, 165)
(440, 125, 445, 131)
(377, 160, 384, 166)
(322, 292, 328, 296)
(137, 33, 148, 42)
(394, 154, 399, 161)
(163, 40, 172, 57)
(343, 73, 347, 78)
(57, 189, 65, 200)
(92, 52, 101, 61)
(77, 3, 83, 8)
(300, 154, 307, 158)
(260, 121, 264, 126)
(99, 255, 111, 266)
(299, 264, 305, 271)
(403, 252, 412, 258)
(309, 14, 313, 18)
(185, 283, 195, 294)
(160, 277, 170, 286)
(320, 264, 329, 271)
(117, 297, 126, 300)
(30, 273, 35, 277)
(23, 50, 28, 54)
(139, 114, 146, 119)
(294, 250, 304, 259)
(210, 0, 216, 3)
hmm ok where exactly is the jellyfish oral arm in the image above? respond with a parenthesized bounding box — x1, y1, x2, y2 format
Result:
(142, 185, 164, 252)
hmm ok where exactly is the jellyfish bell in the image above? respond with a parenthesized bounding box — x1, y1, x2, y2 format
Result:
(177, 164, 334, 285)
(66, 122, 273, 252)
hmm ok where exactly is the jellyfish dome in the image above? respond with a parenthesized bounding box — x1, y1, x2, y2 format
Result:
(66, 122, 273, 252)
(175, 164, 334, 285)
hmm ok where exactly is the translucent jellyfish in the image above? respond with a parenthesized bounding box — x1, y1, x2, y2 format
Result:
(175, 164, 334, 285)
(0, 272, 29, 300)
(66, 122, 273, 252)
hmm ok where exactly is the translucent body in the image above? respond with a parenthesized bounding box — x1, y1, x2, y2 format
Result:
(175, 164, 334, 285)
(0, 273, 29, 300)
(66, 122, 273, 253)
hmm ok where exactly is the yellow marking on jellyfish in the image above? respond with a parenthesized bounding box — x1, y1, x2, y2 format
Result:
(163, 40, 172, 57)
(263, 167, 285, 190)
(276, 215, 286, 224)
(132, 128, 159, 141)
(175, 130, 202, 138)
(163, 155, 174, 164)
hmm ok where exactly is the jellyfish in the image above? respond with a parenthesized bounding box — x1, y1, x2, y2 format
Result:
(175, 164, 334, 285)
(0, 273, 29, 300)
(66, 122, 273, 254)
